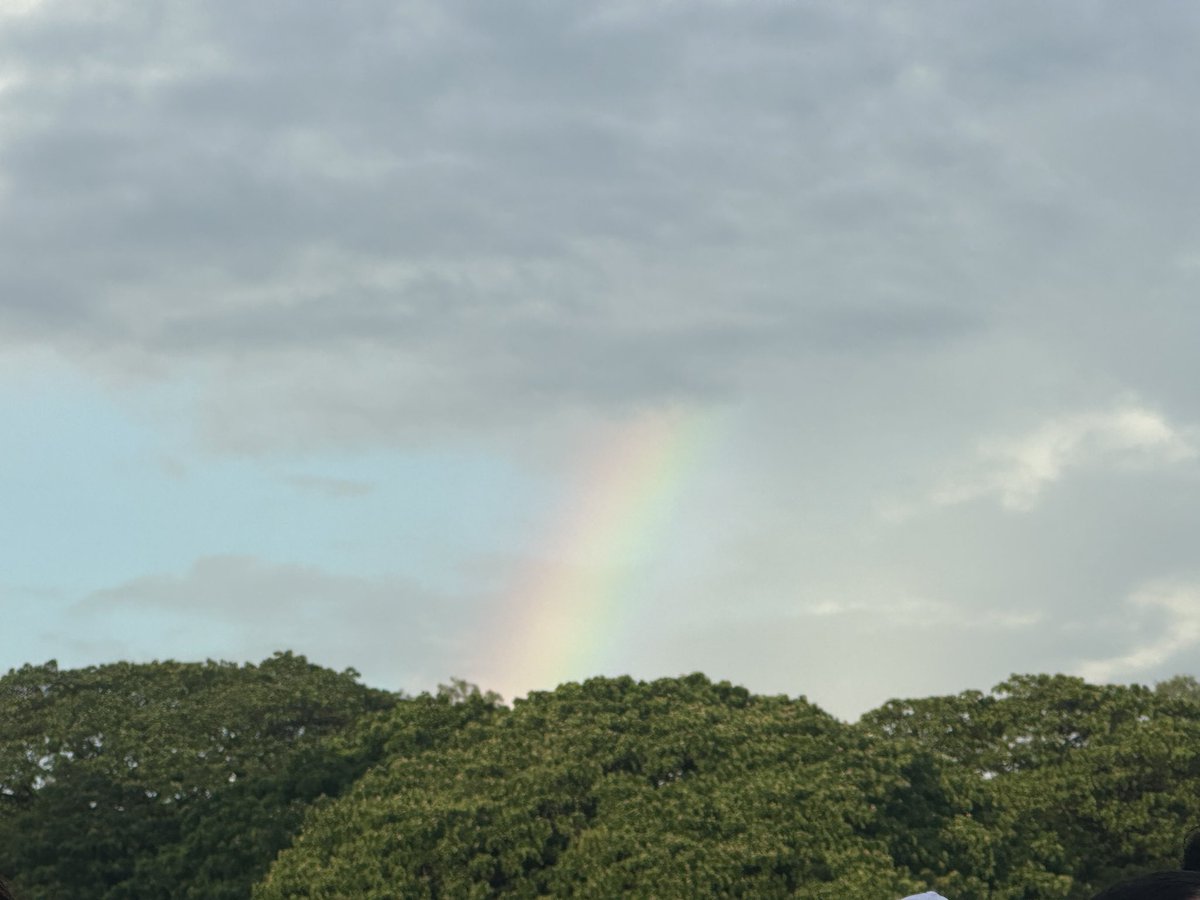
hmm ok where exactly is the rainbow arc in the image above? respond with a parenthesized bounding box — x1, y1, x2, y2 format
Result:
(486, 406, 721, 699)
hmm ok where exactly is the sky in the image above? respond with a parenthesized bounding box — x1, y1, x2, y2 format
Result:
(3, 0, 1200, 719)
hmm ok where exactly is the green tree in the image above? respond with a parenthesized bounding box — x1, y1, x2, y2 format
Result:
(0, 652, 393, 900)
(256, 674, 925, 899)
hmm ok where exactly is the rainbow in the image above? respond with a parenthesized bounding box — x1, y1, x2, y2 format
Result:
(487, 406, 721, 699)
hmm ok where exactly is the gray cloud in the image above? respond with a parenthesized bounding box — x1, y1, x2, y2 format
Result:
(78, 555, 472, 690)
(6, 0, 1200, 714)
(10, 0, 1176, 448)
(283, 474, 374, 498)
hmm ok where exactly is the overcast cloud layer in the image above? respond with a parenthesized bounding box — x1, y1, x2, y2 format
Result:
(4, 0, 1200, 717)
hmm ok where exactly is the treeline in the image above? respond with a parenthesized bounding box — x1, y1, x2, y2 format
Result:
(2, 655, 1200, 898)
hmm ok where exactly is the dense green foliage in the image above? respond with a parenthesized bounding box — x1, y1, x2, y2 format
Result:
(0, 653, 394, 900)
(256, 675, 922, 899)
(4, 658, 1200, 898)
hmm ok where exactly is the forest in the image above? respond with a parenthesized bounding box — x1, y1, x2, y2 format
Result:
(2, 653, 1199, 899)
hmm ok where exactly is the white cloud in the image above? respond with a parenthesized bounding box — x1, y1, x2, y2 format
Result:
(889, 401, 1197, 519)
(1078, 579, 1200, 682)
(798, 595, 1042, 631)
(0, 0, 43, 18)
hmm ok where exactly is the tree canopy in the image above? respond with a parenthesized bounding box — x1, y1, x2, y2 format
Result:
(0, 652, 393, 900)
(4, 657, 1200, 899)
